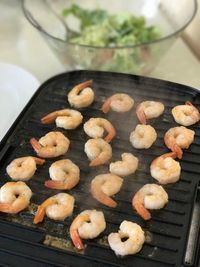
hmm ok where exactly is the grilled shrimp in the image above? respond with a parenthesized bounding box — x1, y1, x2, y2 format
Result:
(6, 156, 45, 181)
(108, 220, 145, 256)
(109, 153, 139, 176)
(136, 101, 164, 124)
(101, 93, 134, 113)
(33, 193, 74, 224)
(0, 181, 32, 214)
(130, 124, 157, 149)
(70, 209, 106, 250)
(132, 184, 168, 220)
(84, 138, 112, 167)
(45, 159, 80, 190)
(41, 109, 83, 129)
(172, 101, 200, 126)
(164, 126, 195, 159)
(150, 152, 181, 184)
(84, 118, 116, 143)
(30, 131, 70, 158)
(68, 80, 94, 108)
(91, 173, 123, 208)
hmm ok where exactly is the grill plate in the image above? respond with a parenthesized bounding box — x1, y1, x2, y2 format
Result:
(0, 70, 200, 267)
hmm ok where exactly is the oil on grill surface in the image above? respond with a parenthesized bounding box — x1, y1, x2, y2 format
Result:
(0, 71, 200, 267)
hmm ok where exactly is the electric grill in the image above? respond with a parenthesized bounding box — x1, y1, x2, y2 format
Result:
(0, 70, 200, 267)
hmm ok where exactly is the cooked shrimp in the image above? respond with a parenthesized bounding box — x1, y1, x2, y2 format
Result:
(84, 118, 116, 143)
(70, 209, 106, 250)
(33, 193, 74, 224)
(30, 131, 70, 158)
(109, 153, 139, 176)
(136, 101, 164, 124)
(129, 124, 157, 149)
(45, 159, 80, 190)
(0, 181, 32, 214)
(108, 220, 145, 256)
(91, 173, 123, 208)
(6, 156, 45, 181)
(41, 109, 83, 129)
(132, 184, 168, 220)
(164, 126, 195, 159)
(101, 93, 134, 113)
(172, 101, 200, 126)
(68, 80, 94, 108)
(150, 152, 181, 184)
(84, 138, 112, 167)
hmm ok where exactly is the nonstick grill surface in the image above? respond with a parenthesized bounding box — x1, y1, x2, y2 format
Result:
(0, 70, 200, 267)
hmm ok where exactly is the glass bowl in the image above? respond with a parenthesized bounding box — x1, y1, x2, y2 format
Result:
(22, 0, 197, 75)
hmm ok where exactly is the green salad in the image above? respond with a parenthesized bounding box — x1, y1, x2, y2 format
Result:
(63, 4, 160, 47)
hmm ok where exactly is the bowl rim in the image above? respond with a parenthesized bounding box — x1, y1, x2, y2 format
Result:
(22, 0, 198, 49)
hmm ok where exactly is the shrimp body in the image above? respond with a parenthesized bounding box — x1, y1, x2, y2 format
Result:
(84, 118, 116, 143)
(30, 131, 70, 158)
(70, 209, 106, 250)
(34, 193, 75, 224)
(109, 153, 139, 176)
(101, 93, 134, 113)
(108, 220, 145, 256)
(91, 173, 123, 208)
(68, 80, 94, 108)
(164, 126, 195, 159)
(41, 109, 83, 129)
(6, 156, 45, 181)
(0, 181, 32, 214)
(150, 152, 181, 184)
(172, 102, 200, 126)
(136, 101, 164, 124)
(130, 124, 157, 149)
(84, 138, 112, 166)
(45, 159, 80, 190)
(132, 184, 168, 220)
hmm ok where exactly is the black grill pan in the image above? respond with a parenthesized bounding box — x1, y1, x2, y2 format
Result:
(0, 70, 200, 267)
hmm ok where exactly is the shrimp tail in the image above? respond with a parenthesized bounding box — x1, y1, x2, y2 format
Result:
(70, 229, 84, 250)
(33, 157, 45, 165)
(45, 180, 65, 189)
(30, 138, 41, 153)
(136, 105, 146, 124)
(75, 80, 93, 93)
(33, 206, 46, 224)
(132, 195, 151, 220)
(91, 184, 117, 208)
(104, 131, 116, 143)
(41, 112, 57, 124)
(89, 158, 105, 167)
(172, 144, 183, 159)
(101, 98, 112, 113)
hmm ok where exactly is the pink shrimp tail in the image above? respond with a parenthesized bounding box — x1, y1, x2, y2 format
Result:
(91, 184, 117, 208)
(41, 112, 57, 124)
(30, 138, 41, 154)
(132, 195, 151, 220)
(33, 206, 45, 224)
(76, 80, 93, 93)
(70, 229, 84, 250)
(101, 98, 112, 113)
(44, 180, 64, 190)
(136, 105, 146, 124)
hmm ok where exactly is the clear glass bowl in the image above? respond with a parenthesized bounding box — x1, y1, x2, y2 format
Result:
(22, 0, 197, 75)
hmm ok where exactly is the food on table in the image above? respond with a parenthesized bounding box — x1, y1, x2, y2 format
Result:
(30, 131, 70, 158)
(45, 159, 80, 190)
(136, 101, 164, 124)
(91, 173, 123, 208)
(109, 153, 138, 176)
(150, 152, 181, 184)
(132, 183, 168, 220)
(70, 209, 106, 250)
(164, 126, 195, 159)
(84, 138, 112, 166)
(84, 117, 116, 143)
(171, 101, 200, 126)
(41, 108, 83, 129)
(101, 93, 134, 113)
(6, 156, 45, 181)
(33, 193, 75, 224)
(129, 124, 157, 149)
(108, 220, 145, 256)
(0, 181, 32, 214)
(68, 80, 94, 108)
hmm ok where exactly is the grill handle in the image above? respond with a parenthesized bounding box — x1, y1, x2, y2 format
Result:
(184, 184, 200, 266)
